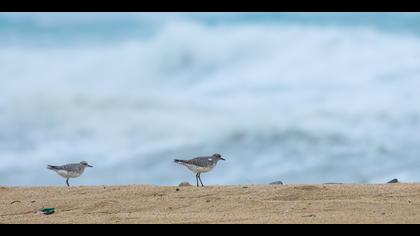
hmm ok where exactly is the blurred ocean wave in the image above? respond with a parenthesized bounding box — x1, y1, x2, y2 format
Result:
(1, 13, 420, 186)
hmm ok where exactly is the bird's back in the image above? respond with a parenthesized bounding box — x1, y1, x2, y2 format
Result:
(193, 157, 218, 167)
(48, 163, 83, 172)
(175, 156, 217, 167)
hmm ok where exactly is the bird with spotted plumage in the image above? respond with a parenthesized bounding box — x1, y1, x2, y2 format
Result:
(174, 153, 225, 187)
(47, 161, 93, 187)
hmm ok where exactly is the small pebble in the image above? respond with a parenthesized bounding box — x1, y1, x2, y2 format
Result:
(302, 214, 315, 218)
(179, 182, 192, 187)
(387, 179, 399, 184)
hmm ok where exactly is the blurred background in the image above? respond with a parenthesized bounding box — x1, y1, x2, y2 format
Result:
(1, 13, 420, 186)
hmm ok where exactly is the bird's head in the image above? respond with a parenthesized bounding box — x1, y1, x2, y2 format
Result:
(80, 161, 93, 168)
(212, 153, 225, 161)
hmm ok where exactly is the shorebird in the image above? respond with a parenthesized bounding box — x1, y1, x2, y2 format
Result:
(174, 153, 225, 187)
(47, 161, 93, 187)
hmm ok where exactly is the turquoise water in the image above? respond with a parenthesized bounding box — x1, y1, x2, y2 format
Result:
(1, 13, 420, 186)
(2, 13, 420, 46)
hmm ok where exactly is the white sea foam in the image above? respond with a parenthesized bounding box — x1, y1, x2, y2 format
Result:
(1, 18, 420, 185)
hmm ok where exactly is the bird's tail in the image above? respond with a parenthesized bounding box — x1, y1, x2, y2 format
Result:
(47, 165, 59, 170)
(174, 159, 188, 165)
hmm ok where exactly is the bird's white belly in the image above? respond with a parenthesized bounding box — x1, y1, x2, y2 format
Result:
(56, 170, 82, 178)
(186, 164, 214, 173)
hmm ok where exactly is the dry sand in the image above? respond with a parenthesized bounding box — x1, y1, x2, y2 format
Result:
(1, 184, 420, 224)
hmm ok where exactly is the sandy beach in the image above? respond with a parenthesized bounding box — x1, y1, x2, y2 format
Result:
(1, 184, 420, 224)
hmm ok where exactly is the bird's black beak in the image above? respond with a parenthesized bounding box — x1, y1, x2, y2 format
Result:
(88, 165, 93, 168)
(220, 157, 226, 161)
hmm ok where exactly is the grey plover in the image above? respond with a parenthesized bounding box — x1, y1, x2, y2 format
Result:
(47, 161, 93, 187)
(174, 153, 225, 187)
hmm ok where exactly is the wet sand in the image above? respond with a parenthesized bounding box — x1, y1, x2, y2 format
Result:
(1, 184, 420, 224)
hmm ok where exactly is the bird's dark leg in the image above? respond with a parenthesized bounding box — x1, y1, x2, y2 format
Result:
(196, 173, 199, 187)
(198, 174, 205, 187)
(66, 178, 70, 187)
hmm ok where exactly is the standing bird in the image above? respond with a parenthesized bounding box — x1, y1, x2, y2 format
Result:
(174, 153, 225, 187)
(47, 161, 93, 187)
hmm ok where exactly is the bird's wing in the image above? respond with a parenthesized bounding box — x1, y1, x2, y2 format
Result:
(61, 164, 81, 172)
(187, 157, 213, 167)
